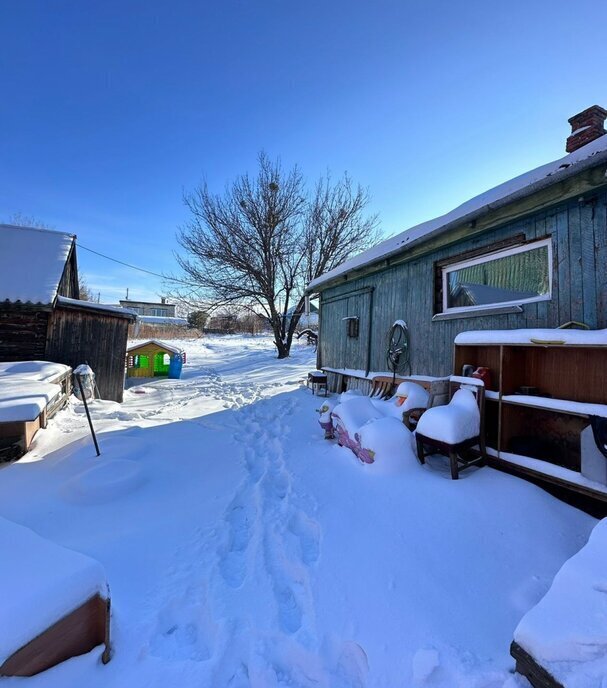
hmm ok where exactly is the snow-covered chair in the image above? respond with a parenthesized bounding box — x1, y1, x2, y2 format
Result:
(415, 376, 486, 480)
(395, 381, 432, 430)
(368, 380, 427, 420)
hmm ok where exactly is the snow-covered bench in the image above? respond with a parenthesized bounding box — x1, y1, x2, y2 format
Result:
(320, 383, 427, 468)
(0, 361, 71, 459)
(0, 516, 110, 676)
(512, 517, 607, 688)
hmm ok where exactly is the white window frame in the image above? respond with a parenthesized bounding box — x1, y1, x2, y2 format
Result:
(441, 238, 553, 315)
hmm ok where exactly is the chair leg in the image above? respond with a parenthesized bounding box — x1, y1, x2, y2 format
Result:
(416, 436, 426, 465)
(478, 437, 487, 466)
(449, 449, 459, 480)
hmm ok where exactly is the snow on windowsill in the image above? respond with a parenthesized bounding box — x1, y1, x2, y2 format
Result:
(431, 305, 523, 321)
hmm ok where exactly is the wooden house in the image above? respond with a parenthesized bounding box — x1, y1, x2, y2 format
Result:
(126, 340, 185, 378)
(0, 225, 136, 402)
(309, 106, 607, 384)
(307, 106, 607, 503)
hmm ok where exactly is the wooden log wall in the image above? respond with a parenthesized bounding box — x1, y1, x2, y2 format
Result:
(46, 307, 131, 402)
(318, 190, 607, 379)
(0, 306, 50, 361)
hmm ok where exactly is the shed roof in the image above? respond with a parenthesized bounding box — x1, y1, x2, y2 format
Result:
(308, 133, 607, 292)
(56, 296, 137, 320)
(0, 224, 75, 305)
(127, 339, 184, 355)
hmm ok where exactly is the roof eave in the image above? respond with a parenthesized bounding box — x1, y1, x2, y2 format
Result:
(307, 147, 607, 294)
(55, 299, 137, 321)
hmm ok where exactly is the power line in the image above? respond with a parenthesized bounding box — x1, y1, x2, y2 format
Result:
(76, 242, 197, 286)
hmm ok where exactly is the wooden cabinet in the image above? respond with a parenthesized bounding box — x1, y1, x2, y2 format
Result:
(454, 341, 607, 501)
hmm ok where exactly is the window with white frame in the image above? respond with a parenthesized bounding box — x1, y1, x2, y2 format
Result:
(149, 308, 169, 317)
(441, 238, 552, 314)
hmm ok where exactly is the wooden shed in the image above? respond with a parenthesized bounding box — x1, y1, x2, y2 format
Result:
(126, 340, 184, 378)
(0, 224, 136, 402)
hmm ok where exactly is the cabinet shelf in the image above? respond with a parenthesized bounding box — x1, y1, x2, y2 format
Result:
(454, 338, 607, 500)
(501, 395, 607, 419)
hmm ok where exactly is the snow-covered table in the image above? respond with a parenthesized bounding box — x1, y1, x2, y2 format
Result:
(0, 516, 110, 676)
(0, 361, 72, 459)
(512, 517, 607, 688)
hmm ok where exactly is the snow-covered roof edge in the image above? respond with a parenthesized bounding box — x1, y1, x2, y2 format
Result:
(56, 296, 138, 320)
(1, 224, 76, 305)
(127, 339, 184, 354)
(308, 134, 607, 292)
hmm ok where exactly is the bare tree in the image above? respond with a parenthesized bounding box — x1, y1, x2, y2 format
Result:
(5, 212, 53, 229)
(78, 276, 92, 301)
(176, 153, 379, 358)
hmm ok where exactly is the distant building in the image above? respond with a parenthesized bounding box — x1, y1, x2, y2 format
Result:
(119, 297, 176, 318)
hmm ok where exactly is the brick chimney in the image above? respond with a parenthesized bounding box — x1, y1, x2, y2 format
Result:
(566, 105, 607, 153)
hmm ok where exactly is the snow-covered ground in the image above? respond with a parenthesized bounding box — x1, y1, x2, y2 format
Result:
(0, 335, 596, 687)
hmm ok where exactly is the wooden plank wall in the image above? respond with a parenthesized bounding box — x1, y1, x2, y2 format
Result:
(57, 248, 79, 299)
(0, 306, 50, 361)
(46, 308, 131, 402)
(319, 191, 607, 378)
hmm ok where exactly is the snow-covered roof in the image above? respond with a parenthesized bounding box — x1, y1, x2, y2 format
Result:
(0, 224, 75, 305)
(127, 339, 184, 355)
(308, 134, 607, 291)
(56, 296, 138, 320)
(138, 315, 188, 326)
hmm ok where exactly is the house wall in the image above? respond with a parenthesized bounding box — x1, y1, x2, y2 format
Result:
(318, 190, 607, 383)
(0, 305, 50, 361)
(45, 307, 131, 402)
(119, 301, 176, 317)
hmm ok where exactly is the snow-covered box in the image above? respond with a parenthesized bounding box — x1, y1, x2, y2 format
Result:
(0, 516, 111, 676)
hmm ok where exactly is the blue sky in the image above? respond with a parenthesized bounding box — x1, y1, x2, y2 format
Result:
(1, 1, 605, 303)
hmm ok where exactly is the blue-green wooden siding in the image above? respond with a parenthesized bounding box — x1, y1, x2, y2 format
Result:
(318, 191, 607, 378)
